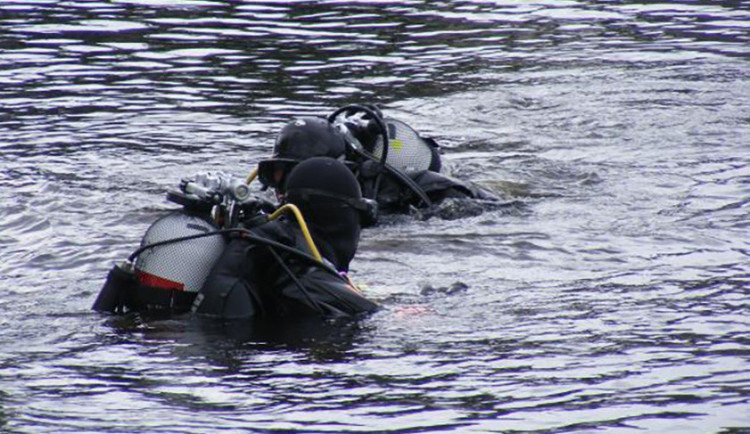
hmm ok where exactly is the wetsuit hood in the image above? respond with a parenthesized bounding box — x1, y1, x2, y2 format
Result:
(284, 157, 362, 272)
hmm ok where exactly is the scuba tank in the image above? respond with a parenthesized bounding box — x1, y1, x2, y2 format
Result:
(92, 172, 259, 314)
(92, 211, 224, 314)
(130, 210, 226, 312)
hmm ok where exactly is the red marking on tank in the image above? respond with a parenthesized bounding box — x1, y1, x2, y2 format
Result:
(136, 271, 185, 291)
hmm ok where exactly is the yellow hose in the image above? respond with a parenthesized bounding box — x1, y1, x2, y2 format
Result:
(268, 204, 323, 263)
(246, 167, 322, 265)
(269, 204, 367, 295)
(246, 167, 258, 184)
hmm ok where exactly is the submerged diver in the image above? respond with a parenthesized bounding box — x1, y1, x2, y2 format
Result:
(93, 157, 378, 320)
(194, 157, 379, 319)
(256, 104, 498, 222)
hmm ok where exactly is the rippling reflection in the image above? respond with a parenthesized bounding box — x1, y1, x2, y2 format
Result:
(1, 1, 749, 433)
(2, 0, 749, 120)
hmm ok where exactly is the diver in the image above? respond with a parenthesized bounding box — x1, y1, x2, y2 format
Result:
(93, 157, 378, 320)
(192, 157, 379, 320)
(256, 104, 498, 222)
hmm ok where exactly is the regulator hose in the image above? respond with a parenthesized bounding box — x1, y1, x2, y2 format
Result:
(267, 203, 322, 262)
(246, 167, 258, 185)
(327, 104, 432, 208)
(128, 228, 334, 278)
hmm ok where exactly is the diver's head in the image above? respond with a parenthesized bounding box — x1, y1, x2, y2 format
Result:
(284, 157, 372, 272)
(258, 117, 348, 195)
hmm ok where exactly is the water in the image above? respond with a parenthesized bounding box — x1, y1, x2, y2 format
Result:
(1, 1, 749, 433)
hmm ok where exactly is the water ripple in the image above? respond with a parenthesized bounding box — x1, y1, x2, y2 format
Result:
(1, 1, 750, 433)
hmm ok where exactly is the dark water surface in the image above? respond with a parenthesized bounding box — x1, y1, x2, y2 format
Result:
(1, 1, 749, 433)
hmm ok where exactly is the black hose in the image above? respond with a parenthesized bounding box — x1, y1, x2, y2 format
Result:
(351, 146, 432, 208)
(267, 246, 325, 315)
(327, 104, 432, 208)
(128, 228, 343, 280)
(327, 104, 390, 164)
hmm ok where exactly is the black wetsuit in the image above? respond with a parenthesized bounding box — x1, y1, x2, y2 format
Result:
(193, 220, 377, 320)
